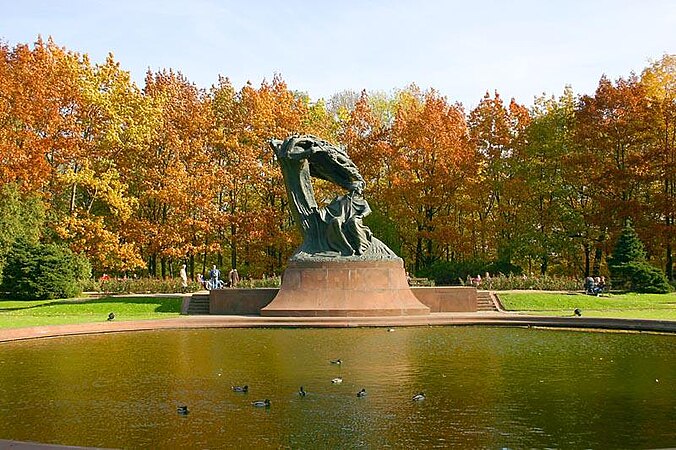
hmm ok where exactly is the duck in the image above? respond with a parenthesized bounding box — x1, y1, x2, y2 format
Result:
(357, 388, 367, 398)
(107, 312, 115, 321)
(330, 359, 342, 365)
(232, 385, 249, 393)
(412, 392, 426, 401)
(387, 328, 395, 332)
(298, 386, 307, 397)
(574, 308, 582, 317)
(331, 377, 343, 384)
(177, 405, 189, 415)
(252, 399, 271, 407)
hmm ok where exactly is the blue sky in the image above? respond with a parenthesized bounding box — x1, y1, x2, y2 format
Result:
(1, 0, 674, 108)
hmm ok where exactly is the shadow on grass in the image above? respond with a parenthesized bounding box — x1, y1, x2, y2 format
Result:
(0, 296, 182, 313)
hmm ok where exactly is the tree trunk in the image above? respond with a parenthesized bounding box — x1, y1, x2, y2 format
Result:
(70, 182, 77, 213)
(583, 244, 591, 278)
(415, 235, 423, 274)
(201, 245, 207, 278)
(149, 254, 157, 277)
(160, 257, 166, 278)
(666, 242, 673, 281)
(540, 254, 548, 276)
(592, 246, 603, 277)
(230, 223, 237, 270)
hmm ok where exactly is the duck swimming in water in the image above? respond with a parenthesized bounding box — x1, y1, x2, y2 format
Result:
(357, 388, 367, 398)
(299, 386, 307, 397)
(177, 405, 189, 415)
(232, 385, 248, 393)
(252, 399, 271, 407)
(331, 377, 343, 384)
(412, 392, 426, 401)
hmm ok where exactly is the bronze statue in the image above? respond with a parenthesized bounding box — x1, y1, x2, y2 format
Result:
(270, 135, 397, 260)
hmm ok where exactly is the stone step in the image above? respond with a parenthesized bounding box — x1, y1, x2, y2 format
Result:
(187, 294, 211, 315)
(476, 291, 498, 312)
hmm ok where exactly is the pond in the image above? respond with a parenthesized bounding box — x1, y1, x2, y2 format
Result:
(0, 327, 674, 448)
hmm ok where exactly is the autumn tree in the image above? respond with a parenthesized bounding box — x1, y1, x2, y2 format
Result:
(388, 86, 476, 272)
(641, 54, 676, 281)
(574, 75, 658, 276)
(210, 75, 312, 276)
(0, 38, 74, 194)
(52, 54, 152, 273)
(520, 88, 579, 275)
(467, 92, 530, 270)
(131, 69, 211, 277)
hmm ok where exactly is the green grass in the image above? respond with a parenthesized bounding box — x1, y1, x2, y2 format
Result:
(498, 291, 676, 320)
(0, 296, 182, 329)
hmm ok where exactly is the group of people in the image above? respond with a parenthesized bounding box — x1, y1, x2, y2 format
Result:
(468, 272, 492, 286)
(180, 264, 240, 291)
(584, 276, 606, 295)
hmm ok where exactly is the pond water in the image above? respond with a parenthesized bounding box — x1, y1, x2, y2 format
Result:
(0, 327, 674, 448)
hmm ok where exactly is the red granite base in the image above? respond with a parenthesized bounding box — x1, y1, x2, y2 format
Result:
(260, 259, 430, 317)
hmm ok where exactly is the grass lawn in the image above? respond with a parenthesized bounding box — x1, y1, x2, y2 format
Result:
(0, 296, 182, 329)
(498, 291, 676, 320)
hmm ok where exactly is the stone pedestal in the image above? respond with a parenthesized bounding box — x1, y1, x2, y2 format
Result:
(260, 259, 430, 317)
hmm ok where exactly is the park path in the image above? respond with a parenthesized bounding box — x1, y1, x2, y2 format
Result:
(1, 311, 675, 343)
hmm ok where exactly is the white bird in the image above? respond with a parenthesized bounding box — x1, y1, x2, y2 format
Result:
(331, 377, 343, 384)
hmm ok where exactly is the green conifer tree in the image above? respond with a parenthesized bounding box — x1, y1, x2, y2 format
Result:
(0, 239, 90, 300)
(609, 223, 672, 293)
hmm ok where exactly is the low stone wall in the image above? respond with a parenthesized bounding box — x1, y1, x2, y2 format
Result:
(410, 286, 477, 312)
(208, 285, 476, 314)
(210, 288, 278, 315)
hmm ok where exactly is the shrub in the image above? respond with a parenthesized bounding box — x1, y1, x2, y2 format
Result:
(614, 262, 672, 294)
(84, 277, 202, 294)
(238, 275, 282, 288)
(421, 259, 522, 286)
(469, 274, 581, 291)
(608, 223, 671, 293)
(0, 239, 91, 300)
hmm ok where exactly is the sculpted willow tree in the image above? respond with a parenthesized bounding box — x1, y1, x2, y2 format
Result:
(269, 135, 396, 259)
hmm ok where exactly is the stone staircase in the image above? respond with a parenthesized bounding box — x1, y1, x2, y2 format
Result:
(477, 291, 499, 312)
(186, 293, 210, 315)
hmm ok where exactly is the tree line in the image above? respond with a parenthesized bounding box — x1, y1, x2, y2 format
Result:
(0, 38, 674, 283)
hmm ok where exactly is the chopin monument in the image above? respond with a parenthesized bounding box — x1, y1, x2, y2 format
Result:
(261, 135, 430, 316)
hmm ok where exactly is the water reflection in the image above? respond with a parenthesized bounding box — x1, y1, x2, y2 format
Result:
(0, 327, 674, 448)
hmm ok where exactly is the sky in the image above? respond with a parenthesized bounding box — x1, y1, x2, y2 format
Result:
(1, 0, 675, 108)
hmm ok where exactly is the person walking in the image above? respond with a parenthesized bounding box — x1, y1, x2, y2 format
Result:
(229, 268, 240, 288)
(179, 264, 188, 292)
(209, 265, 221, 289)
